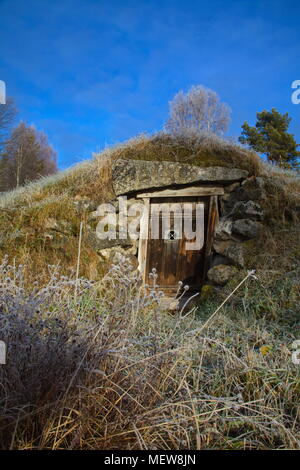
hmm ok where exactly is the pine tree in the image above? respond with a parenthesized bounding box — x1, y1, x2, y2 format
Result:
(239, 108, 299, 168)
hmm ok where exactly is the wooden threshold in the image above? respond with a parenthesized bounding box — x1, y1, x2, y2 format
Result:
(136, 186, 224, 198)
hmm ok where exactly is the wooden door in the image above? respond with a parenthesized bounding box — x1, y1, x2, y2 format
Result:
(145, 197, 209, 292)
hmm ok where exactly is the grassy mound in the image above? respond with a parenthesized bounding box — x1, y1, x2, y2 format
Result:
(0, 133, 299, 450)
(0, 133, 264, 208)
(0, 133, 299, 282)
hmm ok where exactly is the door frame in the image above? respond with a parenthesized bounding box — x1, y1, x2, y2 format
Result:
(137, 186, 223, 287)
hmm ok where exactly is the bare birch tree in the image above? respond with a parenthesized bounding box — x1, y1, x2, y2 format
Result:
(165, 85, 231, 137)
(0, 122, 57, 190)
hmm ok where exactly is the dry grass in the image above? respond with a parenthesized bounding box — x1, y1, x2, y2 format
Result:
(93, 132, 264, 175)
(0, 133, 299, 450)
(0, 132, 299, 282)
(0, 253, 299, 450)
(0, 133, 266, 211)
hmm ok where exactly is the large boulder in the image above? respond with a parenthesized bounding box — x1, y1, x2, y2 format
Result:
(112, 159, 249, 195)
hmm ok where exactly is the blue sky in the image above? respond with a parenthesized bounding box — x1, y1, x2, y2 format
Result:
(0, 0, 299, 169)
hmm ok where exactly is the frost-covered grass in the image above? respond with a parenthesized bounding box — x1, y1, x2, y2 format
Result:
(0, 132, 299, 282)
(0, 132, 299, 449)
(0, 257, 299, 450)
(0, 132, 263, 210)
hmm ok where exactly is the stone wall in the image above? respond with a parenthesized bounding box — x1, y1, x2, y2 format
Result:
(206, 176, 265, 286)
(86, 161, 269, 288)
(42, 160, 272, 289)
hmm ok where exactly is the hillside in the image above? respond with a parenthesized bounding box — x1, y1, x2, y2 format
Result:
(0, 133, 300, 450)
(0, 133, 299, 283)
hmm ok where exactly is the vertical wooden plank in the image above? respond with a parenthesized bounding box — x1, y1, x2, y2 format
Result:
(202, 195, 219, 281)
(138, 197, 150, 283)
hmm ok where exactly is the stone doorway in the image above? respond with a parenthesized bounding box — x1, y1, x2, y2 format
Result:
(137, 186, 223, 294)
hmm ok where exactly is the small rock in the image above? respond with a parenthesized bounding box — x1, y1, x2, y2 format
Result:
(223, 244, 245, 268)
(240, 176, 265, 200)
(158, 297, 179, 311)
(44, 218, 74, 234)
(224, 182, 240, 193)
(213, 239, 234, 253)
(73, 196, 97, 212)
(112, 252, 138, 268)
(86, 230, 133, 251)
(223, 176, 266, 212)
(44, 218, 59, 230)
(98, 245, 138, 265)
(214, 219, 233, 241)
(214, 242, 245, 268)
(210, 254, 230, 268)
(232, 219, 263, 239)
(227, 201, 263, 221)
(207, 265, 238, 286)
